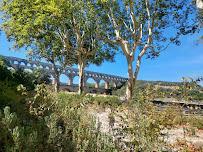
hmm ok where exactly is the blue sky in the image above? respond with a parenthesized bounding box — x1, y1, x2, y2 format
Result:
(0, 31, 202, 86)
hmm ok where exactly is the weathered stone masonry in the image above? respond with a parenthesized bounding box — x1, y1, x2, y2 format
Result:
(7, 56, 128, 89)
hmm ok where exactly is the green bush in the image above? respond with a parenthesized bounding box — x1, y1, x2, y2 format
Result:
(0, 81, 26, 114)
(0, 85, 121, 151)
(0, 65, 13, 82)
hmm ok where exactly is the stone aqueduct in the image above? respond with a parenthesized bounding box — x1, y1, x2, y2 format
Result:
(7, 56, 128, 90)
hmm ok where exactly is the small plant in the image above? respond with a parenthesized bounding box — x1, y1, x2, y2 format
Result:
(108, 112, 115, 128)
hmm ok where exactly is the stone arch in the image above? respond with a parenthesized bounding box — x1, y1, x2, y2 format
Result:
(32, 64, 37, 68)
(73, 76, 79, 85)
(60, 74, 69, 85)
(109, 81, 117, 88)
(20, 62, 25, 66)
(86, 78, 97, 88)
(39, 65, 43, 69)
(85, 73, 89, 76)
(99, 79, 106, 89)
(27, 63, 31, 67)
(24, 69, 33, 73)
(117, 82, 122, 86)
(14, 61, 18, 65)
(7, 67, 16, 71)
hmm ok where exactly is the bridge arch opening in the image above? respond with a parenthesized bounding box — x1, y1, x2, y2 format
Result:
(7, 67, 15, 72)
(39, 65, 43, 69)
(86, 78, 96, 88)
(27, 63, 31, 67)
(73, 76, 79, 85)
(24, 69, 33, 73)
(109, 81, 117, 89)
(60, 74, 69, 85)
(20, 62, 25, 66)
(14, 61, 18, 64)
(99, 79, 106, 89)
(117, 82, 122, 86)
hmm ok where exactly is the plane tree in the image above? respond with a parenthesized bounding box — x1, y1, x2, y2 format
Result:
(96, 0, 199, 101)
(52, 0, 116, 94)
(0, 0, 116, 94)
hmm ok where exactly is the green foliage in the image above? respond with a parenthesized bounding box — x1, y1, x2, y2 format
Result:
(0, 65, 13, 82)
(88, 95, 123, 108)
(186, 116, 203, 130)
(0, 81, 26, 114)
(0, 84, 122, 151)
(0, 55, 10, 67)
(33, 68, 51, 84)
(113, 79, 203, 101)
(85, 82, 95, 88)
(12, 68, 36, 90)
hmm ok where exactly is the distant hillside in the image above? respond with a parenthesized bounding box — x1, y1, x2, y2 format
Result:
(112, 80, 203, 102)
(60, 80, 203, 101)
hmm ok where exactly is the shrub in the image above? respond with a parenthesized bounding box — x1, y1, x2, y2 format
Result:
(0, 85, 122, 151)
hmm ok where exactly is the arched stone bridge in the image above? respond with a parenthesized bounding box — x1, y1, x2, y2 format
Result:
(7, 56, 128, 91)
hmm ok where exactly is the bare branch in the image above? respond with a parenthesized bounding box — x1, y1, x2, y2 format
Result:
(129, 1, 139, 30)
(97, 36, 118, 44)
(122, 19, 134, 34)
(133, 0, 153, 84)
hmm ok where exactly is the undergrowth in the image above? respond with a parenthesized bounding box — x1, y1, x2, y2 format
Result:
(0, 77, 202, 151)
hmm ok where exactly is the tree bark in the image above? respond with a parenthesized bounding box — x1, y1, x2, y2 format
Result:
(54, 75, 60, 92)
(52, 61, 62, 92)
(78, 56, 86, 95)
(126, 58, 134, 102)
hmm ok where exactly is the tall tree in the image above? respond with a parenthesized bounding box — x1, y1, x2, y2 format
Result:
(96, 0, 199, 101)
(55, 0, 116, 94)
(0, 0, 115, 94)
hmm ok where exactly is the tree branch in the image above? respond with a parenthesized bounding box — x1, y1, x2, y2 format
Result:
(129, 1, 139, 30)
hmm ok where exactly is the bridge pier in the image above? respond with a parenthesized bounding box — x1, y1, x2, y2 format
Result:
(95, 80, 100, 88)
(114, 82, 118, 88)
(67, 75, 73, 85)
(105, 81, 109, 89)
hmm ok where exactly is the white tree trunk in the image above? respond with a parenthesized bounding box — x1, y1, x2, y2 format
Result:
(197, 0, 203, 9)
(52, 62, 61, 92)
(54, 75, 60, 92)
(52, 74, 60, 92)
(78, 56, 86, 95)
(126, 58, 134, 101)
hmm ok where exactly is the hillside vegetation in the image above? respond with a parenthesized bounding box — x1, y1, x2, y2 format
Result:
(112, 80, 203, 102)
